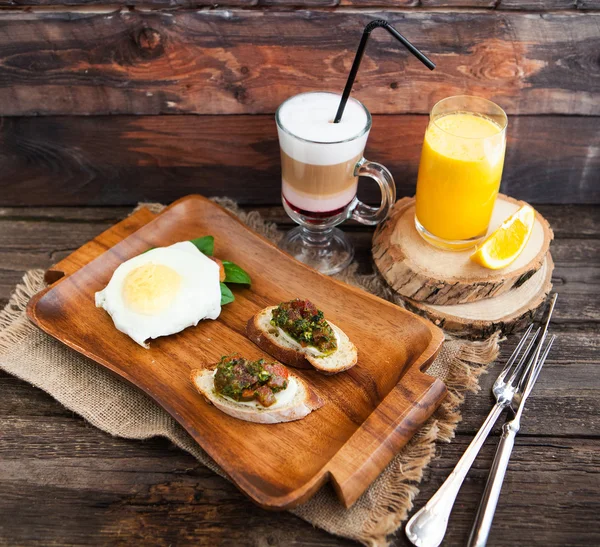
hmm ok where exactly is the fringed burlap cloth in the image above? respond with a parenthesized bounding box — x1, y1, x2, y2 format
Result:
(0, 199, 500, 546)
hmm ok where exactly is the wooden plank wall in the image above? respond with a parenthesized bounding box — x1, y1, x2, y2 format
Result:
(0, 3, 598, 206)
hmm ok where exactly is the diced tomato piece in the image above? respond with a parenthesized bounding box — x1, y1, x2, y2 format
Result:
(255, 386, 276, 407)
(264, 363, 289, 380)
(209, 256, 226, 282)
(240, 389, 256, 401)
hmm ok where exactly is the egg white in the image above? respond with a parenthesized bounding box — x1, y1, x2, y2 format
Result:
(95, 241, 221, 348)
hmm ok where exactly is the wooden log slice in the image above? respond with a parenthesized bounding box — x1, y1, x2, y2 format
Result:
(404, 254, 554, 339)
(372, 194, 553, 305)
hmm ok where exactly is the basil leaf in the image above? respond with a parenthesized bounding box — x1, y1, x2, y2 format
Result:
(190, 236, 214, 256)
(220, 282, 235, 306)
(222, 261, 252, 286)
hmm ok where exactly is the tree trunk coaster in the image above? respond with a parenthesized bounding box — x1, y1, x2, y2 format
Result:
(372, 194, 553, 306)
(403, 254, 554, 338)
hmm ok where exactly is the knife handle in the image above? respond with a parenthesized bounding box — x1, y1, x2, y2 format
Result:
(467, 421, 518, 547)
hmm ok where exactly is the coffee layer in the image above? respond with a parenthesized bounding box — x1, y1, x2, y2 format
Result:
(280, 150, 362, 195)
(280, 149, 362, 213)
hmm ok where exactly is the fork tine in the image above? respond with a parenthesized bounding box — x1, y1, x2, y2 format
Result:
(506, 327, 541, 387)
(529, 294, 558, 376)
(518, 294, 558, 392)
(525, 335, 556, 398)
(516, 334, 544, 392)
(496, 324, 534, 382)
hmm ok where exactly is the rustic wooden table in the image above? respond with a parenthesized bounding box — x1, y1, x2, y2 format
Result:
(0, 204, 598, 546)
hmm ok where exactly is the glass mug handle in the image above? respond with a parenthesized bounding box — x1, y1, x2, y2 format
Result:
(349, 157, 397, 225)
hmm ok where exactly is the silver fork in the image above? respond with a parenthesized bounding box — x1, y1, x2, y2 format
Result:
(468, 335, 556, 547)
(404, 325, 541, 547)
(467, 296, 557, 547)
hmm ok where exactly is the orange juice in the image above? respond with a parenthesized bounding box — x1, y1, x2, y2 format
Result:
(415, 110, 506, 247)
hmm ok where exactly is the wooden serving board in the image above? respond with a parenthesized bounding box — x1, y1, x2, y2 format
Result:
(406, 254, 554, 338)
(27, 195, 446, 510)
(373, 195, 553, 306)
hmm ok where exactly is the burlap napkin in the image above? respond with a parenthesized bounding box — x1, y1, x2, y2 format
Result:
(0, 199, 500, 546)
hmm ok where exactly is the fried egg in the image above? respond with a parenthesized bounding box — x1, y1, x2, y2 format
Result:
(95, 241, 221, 348)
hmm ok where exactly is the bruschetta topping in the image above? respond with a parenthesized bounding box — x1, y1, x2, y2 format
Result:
(270, 299, 337, 355)
(213, 354, 289, 407)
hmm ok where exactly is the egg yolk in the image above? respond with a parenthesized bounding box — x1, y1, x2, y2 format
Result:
(122, 263, 182, 315)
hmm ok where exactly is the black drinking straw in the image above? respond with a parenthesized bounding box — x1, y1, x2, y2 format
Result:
(333, 20, 435, 123)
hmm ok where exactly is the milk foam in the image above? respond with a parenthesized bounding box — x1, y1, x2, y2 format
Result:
(277, 92, 370, 166)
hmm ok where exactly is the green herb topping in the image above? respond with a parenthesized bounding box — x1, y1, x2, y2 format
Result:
(271, 299, 337, 355)
(213, 354, 289, 408)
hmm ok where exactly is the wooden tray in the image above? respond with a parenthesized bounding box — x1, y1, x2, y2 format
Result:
(27, 195, 446, 510)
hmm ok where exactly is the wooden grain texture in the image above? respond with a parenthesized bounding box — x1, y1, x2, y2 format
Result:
(0, 206, 598, 321)
(240, 204, 600, 242)
(0, 377, 597, 546)
(28, 196, 446, 509)
(498, 0, 577, 8)
(419, 0, 496, 5)
(0, 203, 598, 545)
(1, 329, 597, 439)
(0, 10, 596, 116)
(259, 0, 339, 5)
(0, 0, 257, 4)
(339, 0, 419, 5)
(1, 0, 257, 4)
(42, 208, 157, 284)
(372, 195, 554, 305)
(340, 0, 589, 6)
(1, 114, 598, 207)
(405, 254, 554, 337)
(1, 0, 597, 7)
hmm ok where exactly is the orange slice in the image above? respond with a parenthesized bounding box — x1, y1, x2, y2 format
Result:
(470, 205, 535, 270)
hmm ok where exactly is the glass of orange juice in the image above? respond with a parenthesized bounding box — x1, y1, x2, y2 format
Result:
(415, 95, 508, 251)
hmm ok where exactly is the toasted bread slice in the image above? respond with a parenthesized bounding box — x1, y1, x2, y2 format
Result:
(191, 368, 323, 424)
(246, 306, 358, 374)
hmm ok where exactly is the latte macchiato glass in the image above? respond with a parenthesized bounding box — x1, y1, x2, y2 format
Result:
(276, 92, 396, 275)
